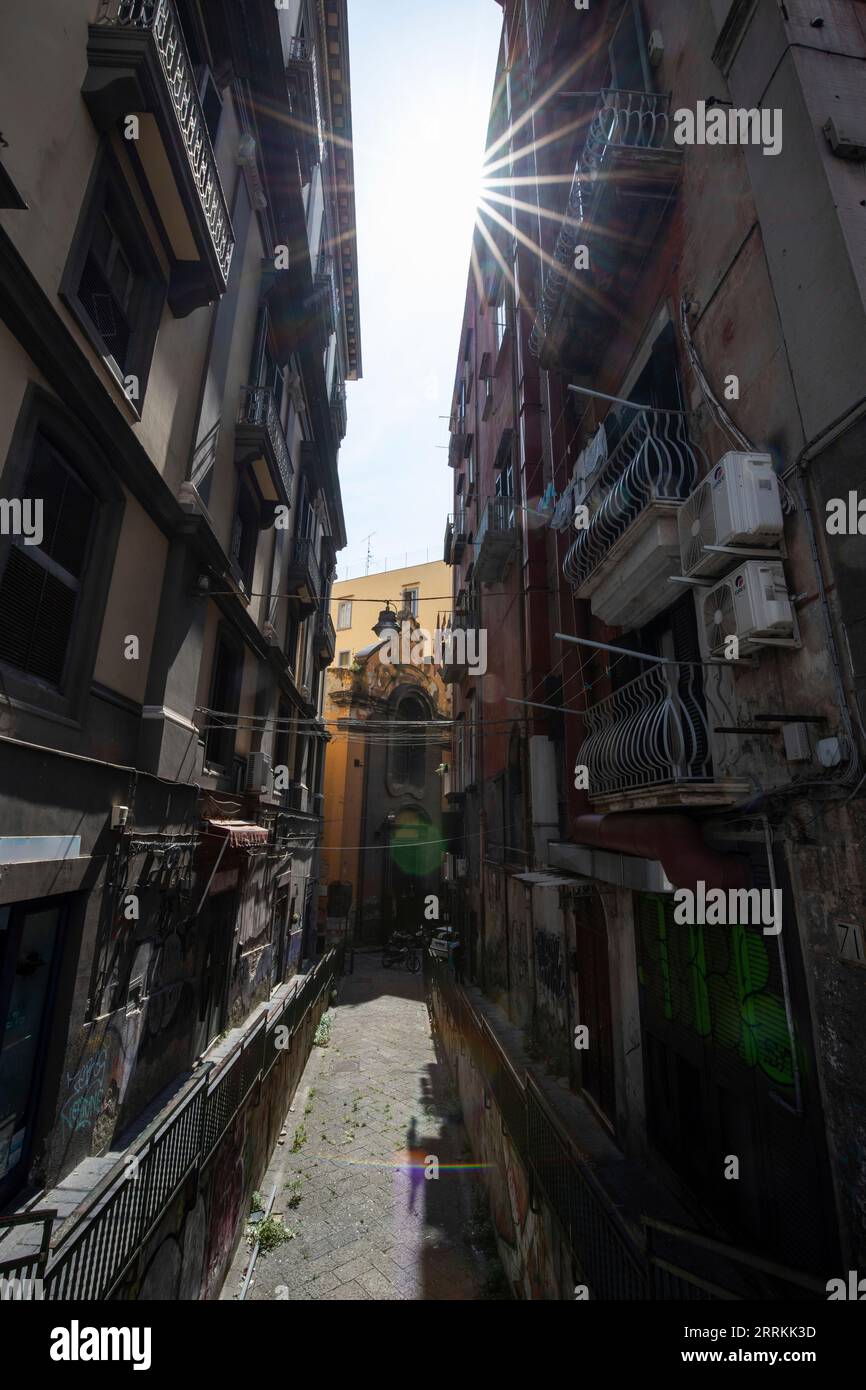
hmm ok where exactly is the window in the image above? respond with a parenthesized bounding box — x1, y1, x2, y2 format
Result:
(495, 462, 516, 528)
(391, 694, 428, 792)
(402, 588, 419, 619)
(494, 290, 509, 355)
(61, 147, 165, 404)
(467, 695, 478, 788)
(336, 600, 352, 630)
(0, 435, 95, 688)
(609, 0, 652, 92)
(229, 474, 261, 593)
(467, 437, 476, 496)
(338, 651, 350, 668)
(204, 632, 243, 773)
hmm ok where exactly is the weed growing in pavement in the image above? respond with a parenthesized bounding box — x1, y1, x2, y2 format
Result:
(314, 1013, 333, 1046)
(250, 1191, 265, 1215)
(287, 1177, 303, 1209)
(463, 1184, 511, 1300)
(291, 1123, 307, 1152)
(248, 1215, 295, 1253)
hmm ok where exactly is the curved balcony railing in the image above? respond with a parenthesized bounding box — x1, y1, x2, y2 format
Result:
(529, 89, 676, 359)
(563, 409, 705, 592)
(238, 386, 294, 502)
(95, 0, 234, 286)
(577, 663, 712, 796)
(584, 89, 675, 169)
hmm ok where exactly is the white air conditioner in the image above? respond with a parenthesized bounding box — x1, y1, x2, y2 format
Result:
(679, 452, 783, 579)
(246, 750, 273, 795)
(701, 561, 796, 657)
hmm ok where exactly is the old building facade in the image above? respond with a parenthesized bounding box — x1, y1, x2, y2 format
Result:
(442, 0, 866, 1290)
(322, 562, 452, 946)
(0, 0, 360, 1290)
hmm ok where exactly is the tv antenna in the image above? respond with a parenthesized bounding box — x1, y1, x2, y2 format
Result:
(362, 531, 376, 576)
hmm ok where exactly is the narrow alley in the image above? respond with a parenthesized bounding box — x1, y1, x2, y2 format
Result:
(224, 960, 505, 1301)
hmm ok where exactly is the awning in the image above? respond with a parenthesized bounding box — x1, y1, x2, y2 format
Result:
(206, 820, 269, 849)
(512, 872, 582, 888)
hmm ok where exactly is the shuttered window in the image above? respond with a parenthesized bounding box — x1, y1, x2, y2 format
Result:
(0, 437, 95, 687)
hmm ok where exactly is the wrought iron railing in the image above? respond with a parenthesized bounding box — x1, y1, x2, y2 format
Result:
(330, 379, 347, 439)
(288, 537, 322, 598)
(476, 495, 516, 550)
(529, 89, 677, 355)
(238, 386, 294, 500)
(428, 961, 822, 1300)
(577, 661, 712, 796)
(94, 0, 234, 284)
(18, 949, 341, 1301)
(315, 253, 340, 334)
(563, 408, 704, 590)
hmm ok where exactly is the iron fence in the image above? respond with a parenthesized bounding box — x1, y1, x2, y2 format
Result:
(27, 949, 340, 1300)
(428, 960, 823, 1301)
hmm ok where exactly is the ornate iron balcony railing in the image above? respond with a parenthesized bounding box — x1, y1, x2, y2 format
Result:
(315, 253, 340, 335)
(287, 538, 322, 599)
(94, 0, 234, 287)
(563, 409, 704, 591)
(529, 89, 677, 357)
(330, 379, 347, 440)
(237, 386, 294, 502)
(577, 662, 712, 797)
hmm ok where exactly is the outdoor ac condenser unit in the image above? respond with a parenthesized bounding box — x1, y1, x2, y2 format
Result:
(678, 452, 784, 579)
(246, 750, 273, 795)
(702, 561, 796, 657)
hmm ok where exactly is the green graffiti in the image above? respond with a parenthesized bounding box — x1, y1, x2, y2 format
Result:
(639, 896, 796, 1089)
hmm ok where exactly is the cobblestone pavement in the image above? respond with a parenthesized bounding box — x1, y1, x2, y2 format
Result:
(228, 957, 502, 1301)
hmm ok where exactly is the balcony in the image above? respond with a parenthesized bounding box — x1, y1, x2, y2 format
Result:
(315, 253, 340, 336)
(285, 35, 324, 182)
(235, 387, 294, 506)
(448, 410, 468, 468)
(285, 538, 322, 614)
(330, 379, 347, 441)
(314, 611, 336, 668)
(475, 497, 517, 584)
(83, 0, 234, 315)
(444, 507, 467, 565)
(529, 89, 682, 372)
(563, 409, 705, 630)
(440, 611, 478, 685)
(577, 664, 749, 813)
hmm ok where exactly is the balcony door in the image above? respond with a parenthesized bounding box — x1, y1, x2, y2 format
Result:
(567, 890, 616, 1126)
(0, 898, 64, 1204)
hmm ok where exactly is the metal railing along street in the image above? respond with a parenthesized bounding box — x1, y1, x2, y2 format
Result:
(427, 958, 823, 1301)
(11, 949, 341, 1301)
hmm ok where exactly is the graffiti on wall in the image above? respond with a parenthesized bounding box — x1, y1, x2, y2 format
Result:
(534, 930, 566, 999)
(59, 1049, 109, 1136)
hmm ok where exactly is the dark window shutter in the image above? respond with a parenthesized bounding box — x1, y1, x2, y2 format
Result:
(0, 442, 95, 687)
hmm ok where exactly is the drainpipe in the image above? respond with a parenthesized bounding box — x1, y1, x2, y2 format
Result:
(572, 813, 751, 891)
(760, 815, 803, 1116)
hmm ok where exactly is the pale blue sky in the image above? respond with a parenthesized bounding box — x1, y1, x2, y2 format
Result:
(338, 0, 503, 580)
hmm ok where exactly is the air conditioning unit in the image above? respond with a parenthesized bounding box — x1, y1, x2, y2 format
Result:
(679, 452, 783, 579)
(701, 561, 797, 657)
(246, 750, 273, 795)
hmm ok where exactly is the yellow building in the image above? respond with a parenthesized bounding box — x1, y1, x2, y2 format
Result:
(321, 560, 452, 943)
(329, 559, 451, 668)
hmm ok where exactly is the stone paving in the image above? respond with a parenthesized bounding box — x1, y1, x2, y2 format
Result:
(224, 956, 503, 1301)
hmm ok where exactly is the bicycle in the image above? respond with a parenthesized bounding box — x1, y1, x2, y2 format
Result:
(381, 932, 423, 973)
